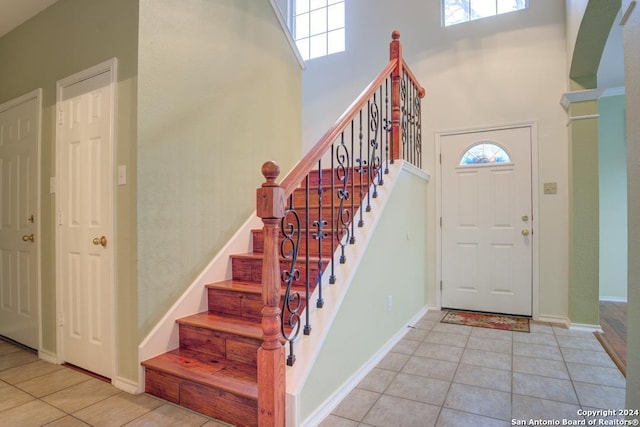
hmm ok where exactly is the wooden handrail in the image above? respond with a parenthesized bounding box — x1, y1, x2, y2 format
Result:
(280, 59, 397, 197)
(402, 59, 426, 99)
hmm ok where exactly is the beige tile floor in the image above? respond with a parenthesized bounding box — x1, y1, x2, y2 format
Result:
(0, 309, 628, 427)
(320, 310, 628, 427)
(0, 339, 231, 427)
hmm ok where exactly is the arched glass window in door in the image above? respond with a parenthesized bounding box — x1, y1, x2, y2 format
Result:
(460, 142, 511, 165)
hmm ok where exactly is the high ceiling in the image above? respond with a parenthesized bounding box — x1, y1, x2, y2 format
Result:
(0, 0, 58, 38)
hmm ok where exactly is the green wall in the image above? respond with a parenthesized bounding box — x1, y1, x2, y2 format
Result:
(598, 94, 627, 300)
(0, 0, 139, 381)
(568, 100, 600, 325)
(136, 0, 302, 337)
(300, 166, 428, 421)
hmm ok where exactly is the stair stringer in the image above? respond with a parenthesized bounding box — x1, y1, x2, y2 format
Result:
(284, 160, 431, 426)
(137, 213, 263, 392)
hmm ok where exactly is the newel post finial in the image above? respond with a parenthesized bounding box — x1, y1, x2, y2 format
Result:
(390, 30, 403, 163)
(256, 160, 285, 427)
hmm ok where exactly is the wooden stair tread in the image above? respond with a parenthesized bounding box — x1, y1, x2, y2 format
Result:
(177, 312, 263, 340)
(141, 348, 257, 400)
(206, 279, 311, 295)
(206, 280, 262, 294)
(231, 252, 324, 262)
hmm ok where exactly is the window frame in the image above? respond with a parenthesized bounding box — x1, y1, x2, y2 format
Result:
(292, 0, 345, 61)
(442, 0, 528, 27)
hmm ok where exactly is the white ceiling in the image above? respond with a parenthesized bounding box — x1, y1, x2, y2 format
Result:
(0, 0, 58, 38)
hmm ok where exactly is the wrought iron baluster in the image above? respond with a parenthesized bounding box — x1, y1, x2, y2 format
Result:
(384, 77, 390, 175)
(280, 194, 302, 366)
(330, 143, 336, 284)
(369, 91, 380, 200)
(401, 73, 408, 163)
(313, 161, 326, 309)
(350, 121, 356, 244)
(377, 84, 384, 187)
(414, 90, 424, 168)
(303, 176, 311, 335)
(357, 110, 365, 226)
(335, 132, 350, 264)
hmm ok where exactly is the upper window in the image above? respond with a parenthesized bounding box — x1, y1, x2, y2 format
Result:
(294, 0, 345, 61)
(460, 143, 511, 165)
(443, 0, 528, 27)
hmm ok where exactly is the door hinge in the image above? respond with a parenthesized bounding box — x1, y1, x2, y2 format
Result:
(439, 153, 442, 164)
(57, 111, 63, 126)
(440, 280, 443, 291)
(440, 217, 442, 227)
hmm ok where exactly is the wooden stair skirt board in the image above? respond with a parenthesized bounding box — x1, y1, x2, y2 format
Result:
(141, 167, 375, 426)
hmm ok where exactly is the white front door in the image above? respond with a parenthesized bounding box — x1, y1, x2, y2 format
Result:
(56, 61, 115, 378)
(0, 91, 41, 349)
(441, 126, 533, 316)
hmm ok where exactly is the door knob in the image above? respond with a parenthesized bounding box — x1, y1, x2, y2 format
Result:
(521, 229, 530, 236)
(92, 236, 107, 247)
(22, 234, 35, 242)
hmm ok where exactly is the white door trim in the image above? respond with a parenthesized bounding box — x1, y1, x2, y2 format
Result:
(54, 58, 117, 377)
(0, 88, 43, 351)
(435, 122, 540, 319)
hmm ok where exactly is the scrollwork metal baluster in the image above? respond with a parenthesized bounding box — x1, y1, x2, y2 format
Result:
(415, 89, 422, 168)
(280, 195, 302, 366)
(313, 161, 326, 309)
(401, 73, 408, 163)
(357, 110, 366, 226)
(369, 92, 381, 200)
(350, 121, 356, 244)
(384, 77, 391, 175)
(329, 143, 336, 284)
(335, 132, 351, 264)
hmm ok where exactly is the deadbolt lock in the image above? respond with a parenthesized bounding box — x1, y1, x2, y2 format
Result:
(522, 215, 529, 222)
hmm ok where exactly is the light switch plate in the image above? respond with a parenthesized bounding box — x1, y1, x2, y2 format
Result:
(543, 182, 557, 194)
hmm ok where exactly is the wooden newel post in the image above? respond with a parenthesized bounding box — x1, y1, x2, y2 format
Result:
(390, 30, 403, 163)
(256, 161, 286, 427)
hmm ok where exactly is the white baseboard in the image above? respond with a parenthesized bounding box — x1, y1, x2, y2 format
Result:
(38, 349, 59, 364)
(300, 305, 430, 427)
(570, 323, 603, 333)
(599, 296, 628, 303)
(113, 376, 140, 394)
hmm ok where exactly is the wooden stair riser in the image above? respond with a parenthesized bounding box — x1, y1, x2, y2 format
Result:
(292, 185, 366, 206)
(179, 324, 261, 366)
(252, 229, 335, 258)
(231, 256, 327, 284)
(283, 205, 360, 229)
(144, 369, 258, 426)
(304, 166, 376, 187)
(207, 288, 308, 321)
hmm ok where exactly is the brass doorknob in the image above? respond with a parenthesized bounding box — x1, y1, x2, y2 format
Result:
(22, 234, 35, 242)
(92, 236, 107, 247)
(522, 229, 530, 236)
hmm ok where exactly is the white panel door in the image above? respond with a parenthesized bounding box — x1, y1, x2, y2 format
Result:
(57, 65, 114, 378)
(0, 92, 40, 349)
(441, 127, 532, 316)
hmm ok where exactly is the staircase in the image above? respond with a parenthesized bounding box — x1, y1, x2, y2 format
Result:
(141, 31, 424, 427)
(141, 170, 368, 426)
